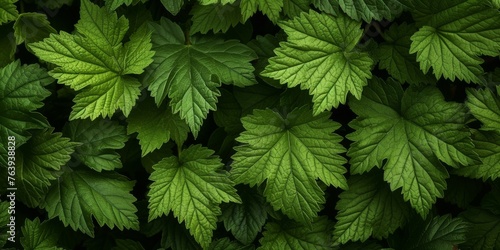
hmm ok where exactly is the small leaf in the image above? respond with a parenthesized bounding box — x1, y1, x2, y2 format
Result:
(0, 0, 18, 25)
(161, 0, 184, 15)
(190, 2, 242, 34)
(337, 0, 405, 22)
(20, 218, 62, 250)
(466, 88, 500, 131)
(240, 0, 283, 23)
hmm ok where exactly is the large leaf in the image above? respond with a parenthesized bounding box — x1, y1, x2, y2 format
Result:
(17, 129, 77, 207)
(144, 17, 256, 136)
(148, 144, 241, 248)
(231, 106, 347, 223)
(347, 77, 478, 217)
(63, 119, 128, 172)
(262, 11, 373, 115)
(29, 0, 154, 119)
(409, 0, 500, 83)
(258, 217, 333, 250)
(333, 171, 410, 244)
(41, 169, 139, 236)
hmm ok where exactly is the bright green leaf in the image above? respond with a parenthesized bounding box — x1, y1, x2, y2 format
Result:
(148, 144, 241, 248)
(127, 97, 189, 156)
(337, 0, 404, 22)
(14, 13, 56, 45)
(29, 0, 154, 120)
(333, 171, 410, 244)
(190, 2, 242, 34)
(20, 218, 62, 250)
(41, 169, 139, 237)
(240, 0, 283, 23)
(63, 119, 128, 172)
(17, 129, 77, 207)
(0, 60, 52, 165)
(221, 186, 267, 244)
(374, 23, 435, 85)
(258, 217, 333, 250)
(454, 130, 500, 181)
(231, 106, 347, 223)
(144, 17, 256, 136)
(262, 11, 373, 114)
(409, 0, 500, 83)
(466, 88, 500, 131)
(0, 0, 18, 25)
(347, 77, 478, 217)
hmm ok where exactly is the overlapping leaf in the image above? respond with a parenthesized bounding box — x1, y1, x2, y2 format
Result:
(0, 60, 52, 166)
(374, 23, 435, 85)
(21, 218, 62, 250)
(466, 88, 500, 131)
(29, 0, 154, 120)
(337, 0, 404, 22)
(240, 0, 283, 23)
(262, 11, 373, 114)
(454, 131, 500, 181)
(333, 171, 410, 244)
(0, 0, 18, 24)
(347, 77, 478, 217)
(144, 17, 256, 136)
(148, 145, 241, 248)
(127, 98, 189, 156)
(231, 106, 348, 223)
(41, 169, 139, 237)
(63, 119, 128, 171)
(190, 2, 241, 34)
(409, 0, 500, 83)
(258, 217, 332, 250)
(17, 129, 77, 207)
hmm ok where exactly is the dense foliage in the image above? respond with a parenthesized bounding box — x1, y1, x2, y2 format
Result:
(1, 0, 500, 249)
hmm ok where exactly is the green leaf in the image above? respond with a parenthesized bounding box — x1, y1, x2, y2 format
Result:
(63, 119, 128, 172)
(17, 129, 77, 207)
(106, 0, 133, 10)
(221, 186, 267, 244)
(20, 218, 62, 250)
(312, 0, 340, 15)
(466, 88, 500, 131)
(338, 0, 404, 22)
(144, 17, 256, 137)
(161, 0, 184, 15)
(347, 77, 478, 217)
(148, 144, 241, 248)
(0, 0, 18, 24)
(0, 60, 52, 161)
(454, 130, 500, 181)
(338, 241, 384, 250)
(0, 201, 9, 248)
(283, 0, 310, 18)
(409, 0, 500, 83)
(113, 239, 145, 250)
(209, 238, 253, 250)
(258, 217, 333, 250)
(14, 13, 56, 45)
(29, 0, 154, 120)
(395, 214, 468, 250)
(374, 23, 435, 85)
(461, 208, 500, 250)
(127, 97, 189, 156)
(493, 0, 500, 8)
(41, 169, 139, 237)
(231, 106, 347, 223)
(333, 171, 410, 244)
(190, 2, 242, 34)
(199, 0, 236, 5)
(247, 34, 282, 87)
(240, 0, 283, 23)
(262, 11, 373, 114)
(0, 24, 16, 67)
(161, 215, 202, 250)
